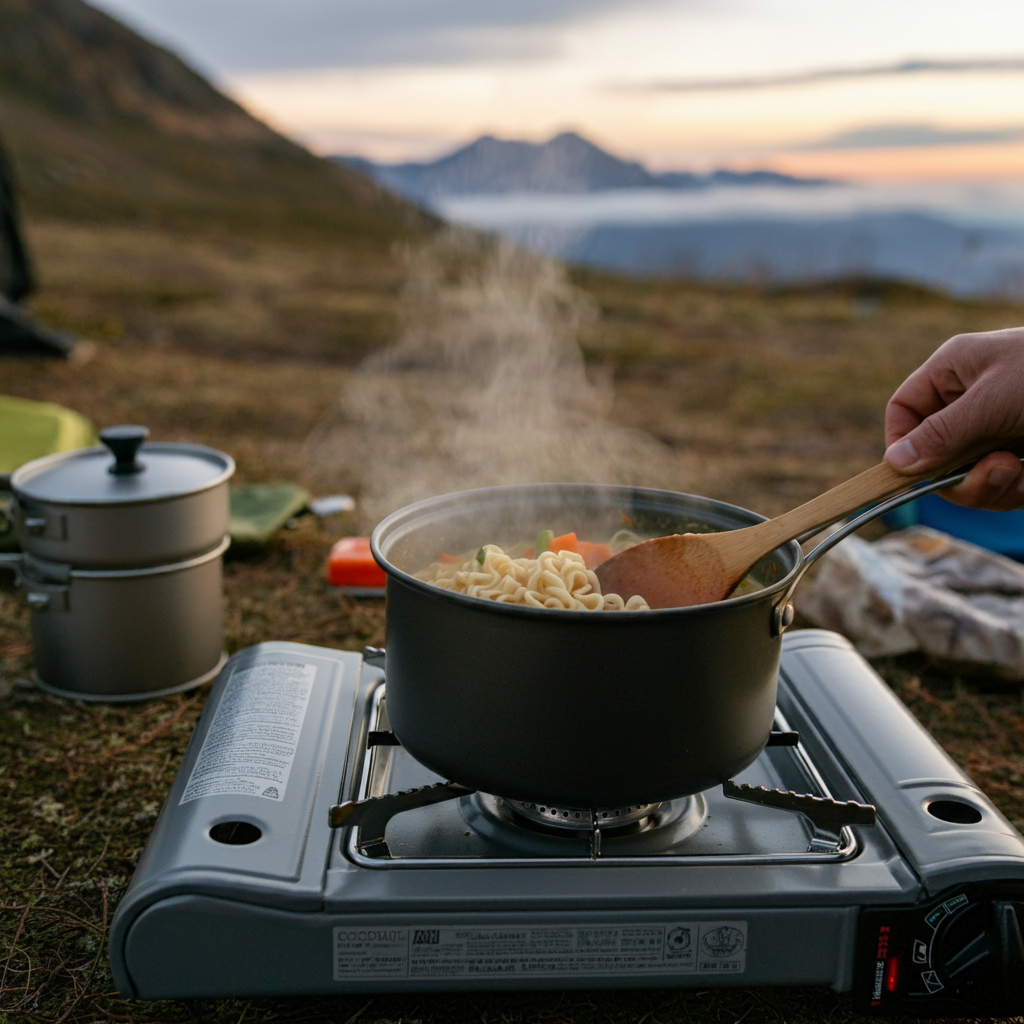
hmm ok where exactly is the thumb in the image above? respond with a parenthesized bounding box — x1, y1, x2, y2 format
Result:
(884, 392, 985, 473)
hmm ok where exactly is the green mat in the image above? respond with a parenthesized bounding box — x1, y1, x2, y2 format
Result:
(229, 483, 310, 545)
(0, 394, 97, 478)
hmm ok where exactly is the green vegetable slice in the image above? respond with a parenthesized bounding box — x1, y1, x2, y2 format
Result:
(535, 529, 554, 555)
(475, 547, 486, 565)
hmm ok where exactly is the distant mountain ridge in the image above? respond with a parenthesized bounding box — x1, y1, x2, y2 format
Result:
(337, 132, 827, 203)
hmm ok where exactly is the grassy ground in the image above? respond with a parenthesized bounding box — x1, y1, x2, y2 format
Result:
(2, 222, 1024, 1023)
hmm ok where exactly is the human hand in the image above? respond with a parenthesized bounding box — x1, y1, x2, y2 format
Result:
(884, 327, 1024, 511)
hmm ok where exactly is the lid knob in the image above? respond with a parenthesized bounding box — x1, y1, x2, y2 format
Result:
(100, 425, 149, 476)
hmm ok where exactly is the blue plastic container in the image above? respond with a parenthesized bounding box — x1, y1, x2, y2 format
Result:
(884, 493, 1024, 561)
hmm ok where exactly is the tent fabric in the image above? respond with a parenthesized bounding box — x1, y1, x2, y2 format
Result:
(0, 295, 76, 357)
(0, 138, 32, 303)
(0, 130, 77, 358)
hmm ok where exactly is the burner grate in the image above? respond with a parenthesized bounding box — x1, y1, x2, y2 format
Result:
(338, 682, 868, 866)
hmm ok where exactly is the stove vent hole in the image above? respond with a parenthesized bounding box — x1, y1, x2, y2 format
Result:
(210, 821, 262, 845)
(927, 800, 983, 825)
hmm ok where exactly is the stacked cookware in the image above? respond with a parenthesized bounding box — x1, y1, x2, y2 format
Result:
(0, 425, 234, 701)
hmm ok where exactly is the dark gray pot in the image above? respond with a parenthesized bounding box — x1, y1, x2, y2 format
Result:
(372, 484, 802, 808)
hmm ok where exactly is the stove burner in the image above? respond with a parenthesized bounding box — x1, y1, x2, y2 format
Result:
(505, 800, 661, 836)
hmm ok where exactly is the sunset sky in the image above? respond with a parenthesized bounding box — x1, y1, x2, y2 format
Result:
(92, 0, 1024, 180)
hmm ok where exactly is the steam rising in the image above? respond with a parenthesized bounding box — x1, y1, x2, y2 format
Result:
(306, 229, 681, 527)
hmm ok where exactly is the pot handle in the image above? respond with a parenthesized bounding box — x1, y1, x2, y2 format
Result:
(770, 456, 1024, 635)
(0, 551, 24, 586)
(0, 498, 14, 543)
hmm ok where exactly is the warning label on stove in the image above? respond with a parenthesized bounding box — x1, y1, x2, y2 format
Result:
(179, 661, 316, 804)
(332, 922, 746, 981)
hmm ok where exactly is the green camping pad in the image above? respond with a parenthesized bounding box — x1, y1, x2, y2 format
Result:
(229, 484, 310, 545)
(0, 394, 97, 478)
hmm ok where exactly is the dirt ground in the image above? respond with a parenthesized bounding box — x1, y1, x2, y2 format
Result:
(2, 221, 1024, 1023)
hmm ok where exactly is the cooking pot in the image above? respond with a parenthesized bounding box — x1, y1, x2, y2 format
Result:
(0, 536, 228, 701)
(7, 425, 233, 569)
(371, 470, 976, 808)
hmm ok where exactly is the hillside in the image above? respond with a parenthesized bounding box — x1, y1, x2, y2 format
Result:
(0, 0, 431, 246)
(339, 131, 824, 203)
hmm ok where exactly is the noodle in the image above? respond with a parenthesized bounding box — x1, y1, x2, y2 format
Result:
(416, 544, 650, 611)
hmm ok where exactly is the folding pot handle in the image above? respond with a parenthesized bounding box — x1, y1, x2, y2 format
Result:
(0, 500, 14, 540)
(0, 551, 24, 586)
(0, 552, 71, 609)
(769, 457, 1023, 636)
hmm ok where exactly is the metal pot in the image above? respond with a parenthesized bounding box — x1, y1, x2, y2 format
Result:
(7, 425, 234, 569)
(372, 471, 978, 808)
(0, 536, 229, 701)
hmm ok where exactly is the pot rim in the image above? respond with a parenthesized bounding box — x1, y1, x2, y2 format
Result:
(10, 442, 235, 507)
(371, 482, 804, 619)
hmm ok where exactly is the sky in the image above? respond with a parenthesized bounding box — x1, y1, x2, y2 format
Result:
(90, 0, 1024, 180)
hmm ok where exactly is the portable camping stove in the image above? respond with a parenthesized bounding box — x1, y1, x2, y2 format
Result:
(109, 630, 1024, 1017)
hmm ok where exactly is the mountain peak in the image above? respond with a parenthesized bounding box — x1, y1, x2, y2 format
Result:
(337, 132, 824, 203)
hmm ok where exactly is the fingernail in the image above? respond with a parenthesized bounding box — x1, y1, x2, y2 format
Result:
(885, 438, 919, 471)
(988, 465, 1014, 489)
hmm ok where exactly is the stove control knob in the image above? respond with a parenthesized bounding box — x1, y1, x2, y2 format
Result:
(932, 899, 1024, 1010)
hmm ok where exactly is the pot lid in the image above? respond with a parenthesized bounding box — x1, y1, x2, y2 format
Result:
(11, 425, 234, 504)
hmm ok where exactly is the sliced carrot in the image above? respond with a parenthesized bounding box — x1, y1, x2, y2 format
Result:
(578, 541, 612, 569)
(437, 552, 459, 564)
(549, 532, 579, 554)
(327, 536, 387, 588)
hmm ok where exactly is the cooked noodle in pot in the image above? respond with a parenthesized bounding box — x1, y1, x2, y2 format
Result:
(416, 544, 650, 611)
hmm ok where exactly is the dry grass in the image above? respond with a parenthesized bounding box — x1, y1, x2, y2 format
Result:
(2, 220, 1024, 1023)
(24, 220, 406, 363)
(576, 271, 1024, 516)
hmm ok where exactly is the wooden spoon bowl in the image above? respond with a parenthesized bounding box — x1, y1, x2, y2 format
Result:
(595, 461, 952, 609)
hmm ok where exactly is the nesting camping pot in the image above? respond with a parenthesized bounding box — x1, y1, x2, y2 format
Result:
(0, 425, 234, 701)
(8, 425, 233, 568)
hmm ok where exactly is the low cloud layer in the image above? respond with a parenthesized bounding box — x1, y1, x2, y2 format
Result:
(628, 56, 1024, 94)
(805, 123, 1024, 150)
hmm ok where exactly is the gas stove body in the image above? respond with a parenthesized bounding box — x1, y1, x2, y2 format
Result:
(109, 631, 1024, 1016)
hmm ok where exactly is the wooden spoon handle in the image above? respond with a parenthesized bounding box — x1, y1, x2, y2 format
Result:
(743, 460, 948, 554)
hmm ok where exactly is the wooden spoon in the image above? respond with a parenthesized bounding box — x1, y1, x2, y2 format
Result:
(595, 460, 952, 609)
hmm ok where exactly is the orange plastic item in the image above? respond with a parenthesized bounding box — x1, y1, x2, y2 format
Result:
(327, 537, 387, 588)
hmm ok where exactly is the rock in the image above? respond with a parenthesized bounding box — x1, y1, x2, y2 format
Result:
(796, 526, 1024, 679)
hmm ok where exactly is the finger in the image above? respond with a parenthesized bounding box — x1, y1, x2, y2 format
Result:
(884, 368, 954, 448)
(884, 372, 947, 449)
(934, 452, 1024, 511)
(884, 382, 1003, 475)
